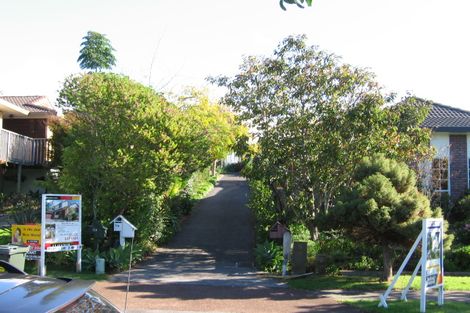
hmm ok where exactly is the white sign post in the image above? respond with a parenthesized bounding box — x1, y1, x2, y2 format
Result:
(379, 218, 444, 312)
(40, 194, 82, 276)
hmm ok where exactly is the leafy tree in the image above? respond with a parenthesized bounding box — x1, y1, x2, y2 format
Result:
(279, 0, 313, 10)
(173, 88, 245, 176)
(57, 72, 178, 242)
(77, 31, 116, 71)
(332, 154, 438, 281)
(212, 35, 431, 239)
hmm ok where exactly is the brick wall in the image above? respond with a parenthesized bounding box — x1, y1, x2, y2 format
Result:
(450, 135, 468, 201)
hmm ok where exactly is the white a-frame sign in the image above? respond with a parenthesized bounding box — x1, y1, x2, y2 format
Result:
(379, 218, 444, 312)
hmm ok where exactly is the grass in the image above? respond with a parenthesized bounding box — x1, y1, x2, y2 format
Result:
(46, 268, 109, 281)
(24, 262, 109, 281)
(288, 275, 470, 291)
(346, 300, 470, 313)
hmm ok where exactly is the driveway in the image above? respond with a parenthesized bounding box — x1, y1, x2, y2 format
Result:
(93, 174, 362, 313)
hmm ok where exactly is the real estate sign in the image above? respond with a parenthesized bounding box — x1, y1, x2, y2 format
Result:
(40, 194, 82, 276)
(379, 218, 444, 313)
(11, 224, 41, 260)
(420, 218, 444, 311)
(42, 194, 81, 252)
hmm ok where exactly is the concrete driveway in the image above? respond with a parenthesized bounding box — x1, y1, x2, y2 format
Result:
(93, 174, 362, 313)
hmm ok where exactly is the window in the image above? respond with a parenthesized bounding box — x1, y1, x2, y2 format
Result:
(432, 158, 449, 192)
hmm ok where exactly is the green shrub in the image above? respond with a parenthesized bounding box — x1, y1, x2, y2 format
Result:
(350, 255, 380, 271)
(254, 241, 283, 273)
(247, 180, 276, 241)
(222, 162, 244, 173)
(445, 245, 470, 272)
(81, 248, 102, 272)
(0, 228, 10, 245)
(3, 192, 41, 224)
(105, 243, 143, 273)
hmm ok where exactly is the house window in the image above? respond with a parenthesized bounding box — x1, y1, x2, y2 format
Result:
(432, 158, 449, 192)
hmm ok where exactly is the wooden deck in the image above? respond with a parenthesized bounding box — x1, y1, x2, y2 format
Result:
(0, 129, 51, 166)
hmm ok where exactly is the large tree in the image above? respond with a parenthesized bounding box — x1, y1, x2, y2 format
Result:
(212, 35, 431, 239)
(333, 154, 438, 281)
(77, 31, 116, 71)
(57, 72, 178, 241)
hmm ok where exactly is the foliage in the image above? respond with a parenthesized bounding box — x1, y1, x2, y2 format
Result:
(57, 72, 179, 244)
(77, 31, 116, 71)
(2, 192, 41, 224)
(247, 179, 277, 241)
(446, 193, 470, 223)
(254, 240, 284, 273)
(173, 88, 244, 176)
(105, 243, 143, 272)
(279, 0, 313, 11)
(450, 222, 470, 246)
(332, 154, 437, 281)
(0, 228, 10, 245)
(445, 245, 470, 272)
(212, 35, 432, 241)
(222, 162, 244, 173)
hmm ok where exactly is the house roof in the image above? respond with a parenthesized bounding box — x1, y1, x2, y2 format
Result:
(0, 96, 57, 116)
(422, 103, 470, 132)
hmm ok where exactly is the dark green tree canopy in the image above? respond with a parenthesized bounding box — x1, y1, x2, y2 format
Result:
(333, 154, 438, 281)
(77, 31, 116, 71)
(279, 0, 313, 10)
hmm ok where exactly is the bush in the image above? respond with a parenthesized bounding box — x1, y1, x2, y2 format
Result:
(247, 180, 276, 241)
(2, 192, 41, 224)
(254, 241, 283, 273)
(0, 228, 11, 245)
(446, 193, 470, 223)
(223, 162, 244, 173)
(445, 245, 470, 272)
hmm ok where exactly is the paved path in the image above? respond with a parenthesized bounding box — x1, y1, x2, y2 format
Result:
(94, 174, 362, 312)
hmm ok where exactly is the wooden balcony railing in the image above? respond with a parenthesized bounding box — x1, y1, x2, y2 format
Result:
(0, 129, 51, 166)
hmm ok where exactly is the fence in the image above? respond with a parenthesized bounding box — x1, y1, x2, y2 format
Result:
(0, 129, 50, 165)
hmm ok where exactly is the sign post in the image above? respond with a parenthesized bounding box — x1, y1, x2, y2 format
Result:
(40, 194, 82, 276)
(379, 218, 444, 312)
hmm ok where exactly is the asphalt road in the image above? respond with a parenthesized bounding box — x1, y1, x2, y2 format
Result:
(94, 174, 362, 313)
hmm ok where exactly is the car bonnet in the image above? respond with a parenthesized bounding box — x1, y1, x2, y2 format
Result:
(0, 273, 94, 313)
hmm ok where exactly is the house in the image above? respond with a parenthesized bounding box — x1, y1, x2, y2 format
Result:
(0, 96, 57, 193)
(422, 103, 470, 202)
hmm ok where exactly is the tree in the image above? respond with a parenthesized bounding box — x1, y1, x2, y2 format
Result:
(173, 88, 245, 176)
(333, 154, 438, 281)
(57, 72, 178, 241)
(279, 0, 313, 10)
(77, 31, 116, 71)
(211, 35, 432, 239)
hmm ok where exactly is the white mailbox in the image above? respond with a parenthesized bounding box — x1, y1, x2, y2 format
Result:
(110, 215, 137, 247)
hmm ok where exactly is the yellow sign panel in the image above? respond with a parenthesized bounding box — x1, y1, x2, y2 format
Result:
(11, 224, 41, 252)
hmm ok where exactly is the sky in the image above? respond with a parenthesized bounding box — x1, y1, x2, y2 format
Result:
(0, 0, 469, 110)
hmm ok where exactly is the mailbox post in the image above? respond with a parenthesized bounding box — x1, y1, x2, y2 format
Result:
(111, 215, 137, 247)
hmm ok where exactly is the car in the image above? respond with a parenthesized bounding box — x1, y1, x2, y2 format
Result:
(0, 260, 121, 313)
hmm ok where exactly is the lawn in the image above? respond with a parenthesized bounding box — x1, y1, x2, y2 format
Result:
(346, 300, 470, 313)
(288, 275, 470, 291)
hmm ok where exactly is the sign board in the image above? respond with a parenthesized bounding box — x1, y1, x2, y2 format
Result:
(379, 218, 444, 313)
(40, 194, 82, 276)
(11, 224, 41, 260)
(420, 218, 444, 311)
(42, 194, 81, 252)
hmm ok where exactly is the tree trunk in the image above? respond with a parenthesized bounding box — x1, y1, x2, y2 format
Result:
(382, 245, 394, 282)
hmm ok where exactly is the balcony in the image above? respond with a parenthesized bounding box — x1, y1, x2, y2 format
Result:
(0, 129, 51, 166)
